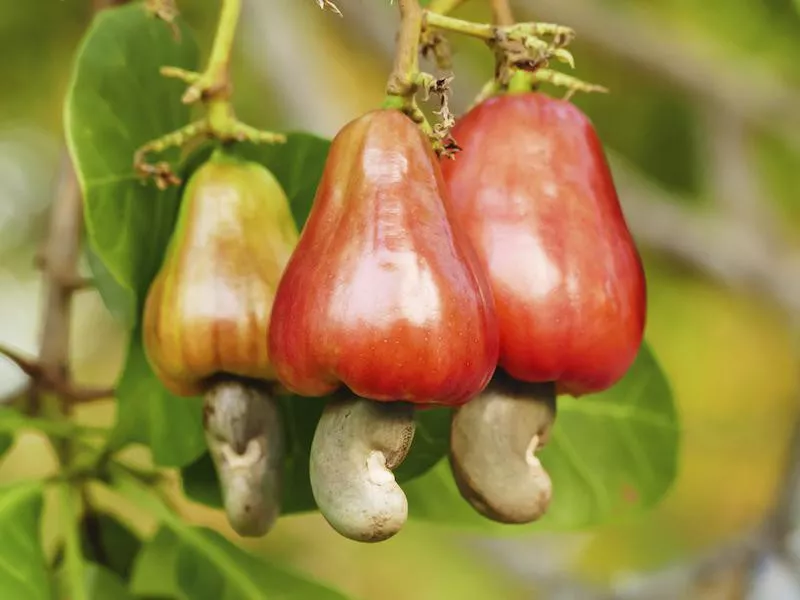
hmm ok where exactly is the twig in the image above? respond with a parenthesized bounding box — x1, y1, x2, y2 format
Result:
(509, 0, 800, 146)
(490, 0, 515, 27)
(37, 153, 82, 394)
(609, 154, 800, 315)
(1, 154, 114, 411)
(701, 106, 778, 237)
(138, 0, 285, 185)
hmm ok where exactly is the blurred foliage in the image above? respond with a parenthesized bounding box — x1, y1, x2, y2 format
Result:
(0, 0, 798, 598)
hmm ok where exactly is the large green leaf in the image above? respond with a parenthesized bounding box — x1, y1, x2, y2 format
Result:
(56, 563, 134, 600)
(83, 564, 134, 600)
(0, 433, 12, 461)
(404, 342, 680, 531)
(230, 133, 331, 229)
(79, 512, 142, 582)
(118, 474, 352, 600)
(0, 483, 51, 600)
(110, 333, 205, 468)
(64, 2, 199, 320)
(129, 528, 187, 600)
(174, 528, 350, 600)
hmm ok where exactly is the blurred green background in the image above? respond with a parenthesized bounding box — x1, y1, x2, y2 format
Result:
(0, 0, 798, 598)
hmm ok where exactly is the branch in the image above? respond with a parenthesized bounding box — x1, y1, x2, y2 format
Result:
(609, 153, 800, 315)
(37, 152, 83, 388)
(0, 153, 114, 411)
(509, 0, 800, 145)
(490, 0, 514, 27)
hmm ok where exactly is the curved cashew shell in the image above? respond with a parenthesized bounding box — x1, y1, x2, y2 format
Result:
(449, 374, 556, 524)
(310, 394, 415, 543)
(204, 377, 284, 537)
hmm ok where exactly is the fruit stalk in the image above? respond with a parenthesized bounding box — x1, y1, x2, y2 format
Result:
(134, 0, 284, 186)
(385, 0, 423, 104)
(423, 13, 572, 45)
(205, 0, 240, 96)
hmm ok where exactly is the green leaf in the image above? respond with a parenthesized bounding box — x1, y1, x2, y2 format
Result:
(85, 242, 135, 328)
(129, 528, 187, 600)
(79, 512, 141, 582)
(395, 407, 451, 482)
(174, 528, 350, 600)
(62, 484, 89, 600)
(404, 342, 680, 531)
(118, 474, 351, 600)
(83, 564, 134, 600)
(64, 2, 199, 319)
(110, 332, 205, 468)
(228, 133, 331, 229)
(57, 563, 134, 600)
(0, 483, 52, 600)
(0, 433, 12, 461)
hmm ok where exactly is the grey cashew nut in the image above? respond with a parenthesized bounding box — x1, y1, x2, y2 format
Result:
(204, 377, 284, 537)
(310, 394, 416, 543)
(449, 374, 556, 524)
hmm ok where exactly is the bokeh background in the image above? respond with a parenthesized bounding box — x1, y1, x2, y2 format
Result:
(0, 0, 799, 598)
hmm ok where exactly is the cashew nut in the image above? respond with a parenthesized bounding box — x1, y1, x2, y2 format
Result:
(449, 374, 556, 524)
(203, 377, 284, 537)
(310, 394, 416, 543)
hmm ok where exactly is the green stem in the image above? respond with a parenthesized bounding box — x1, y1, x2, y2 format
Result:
(384, 0, 424, 109)
(424, 12, 570, 41)
(61, 484, 88, 600)
(206, 0, 241, 94)
(0, 413, 108, 439)
(424, 11, 497, 39)
(203, 0, 241, 138)
(507, 70, 533, 93)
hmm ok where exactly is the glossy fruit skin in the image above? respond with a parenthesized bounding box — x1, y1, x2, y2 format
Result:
(440, 92, 646, 397)
(268, 109, 499, 407)
(144, 151, 299, 396)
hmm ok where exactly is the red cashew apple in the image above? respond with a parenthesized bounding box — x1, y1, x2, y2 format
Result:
(268, 108, 499, 541)
(440, 92, 647, 523)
